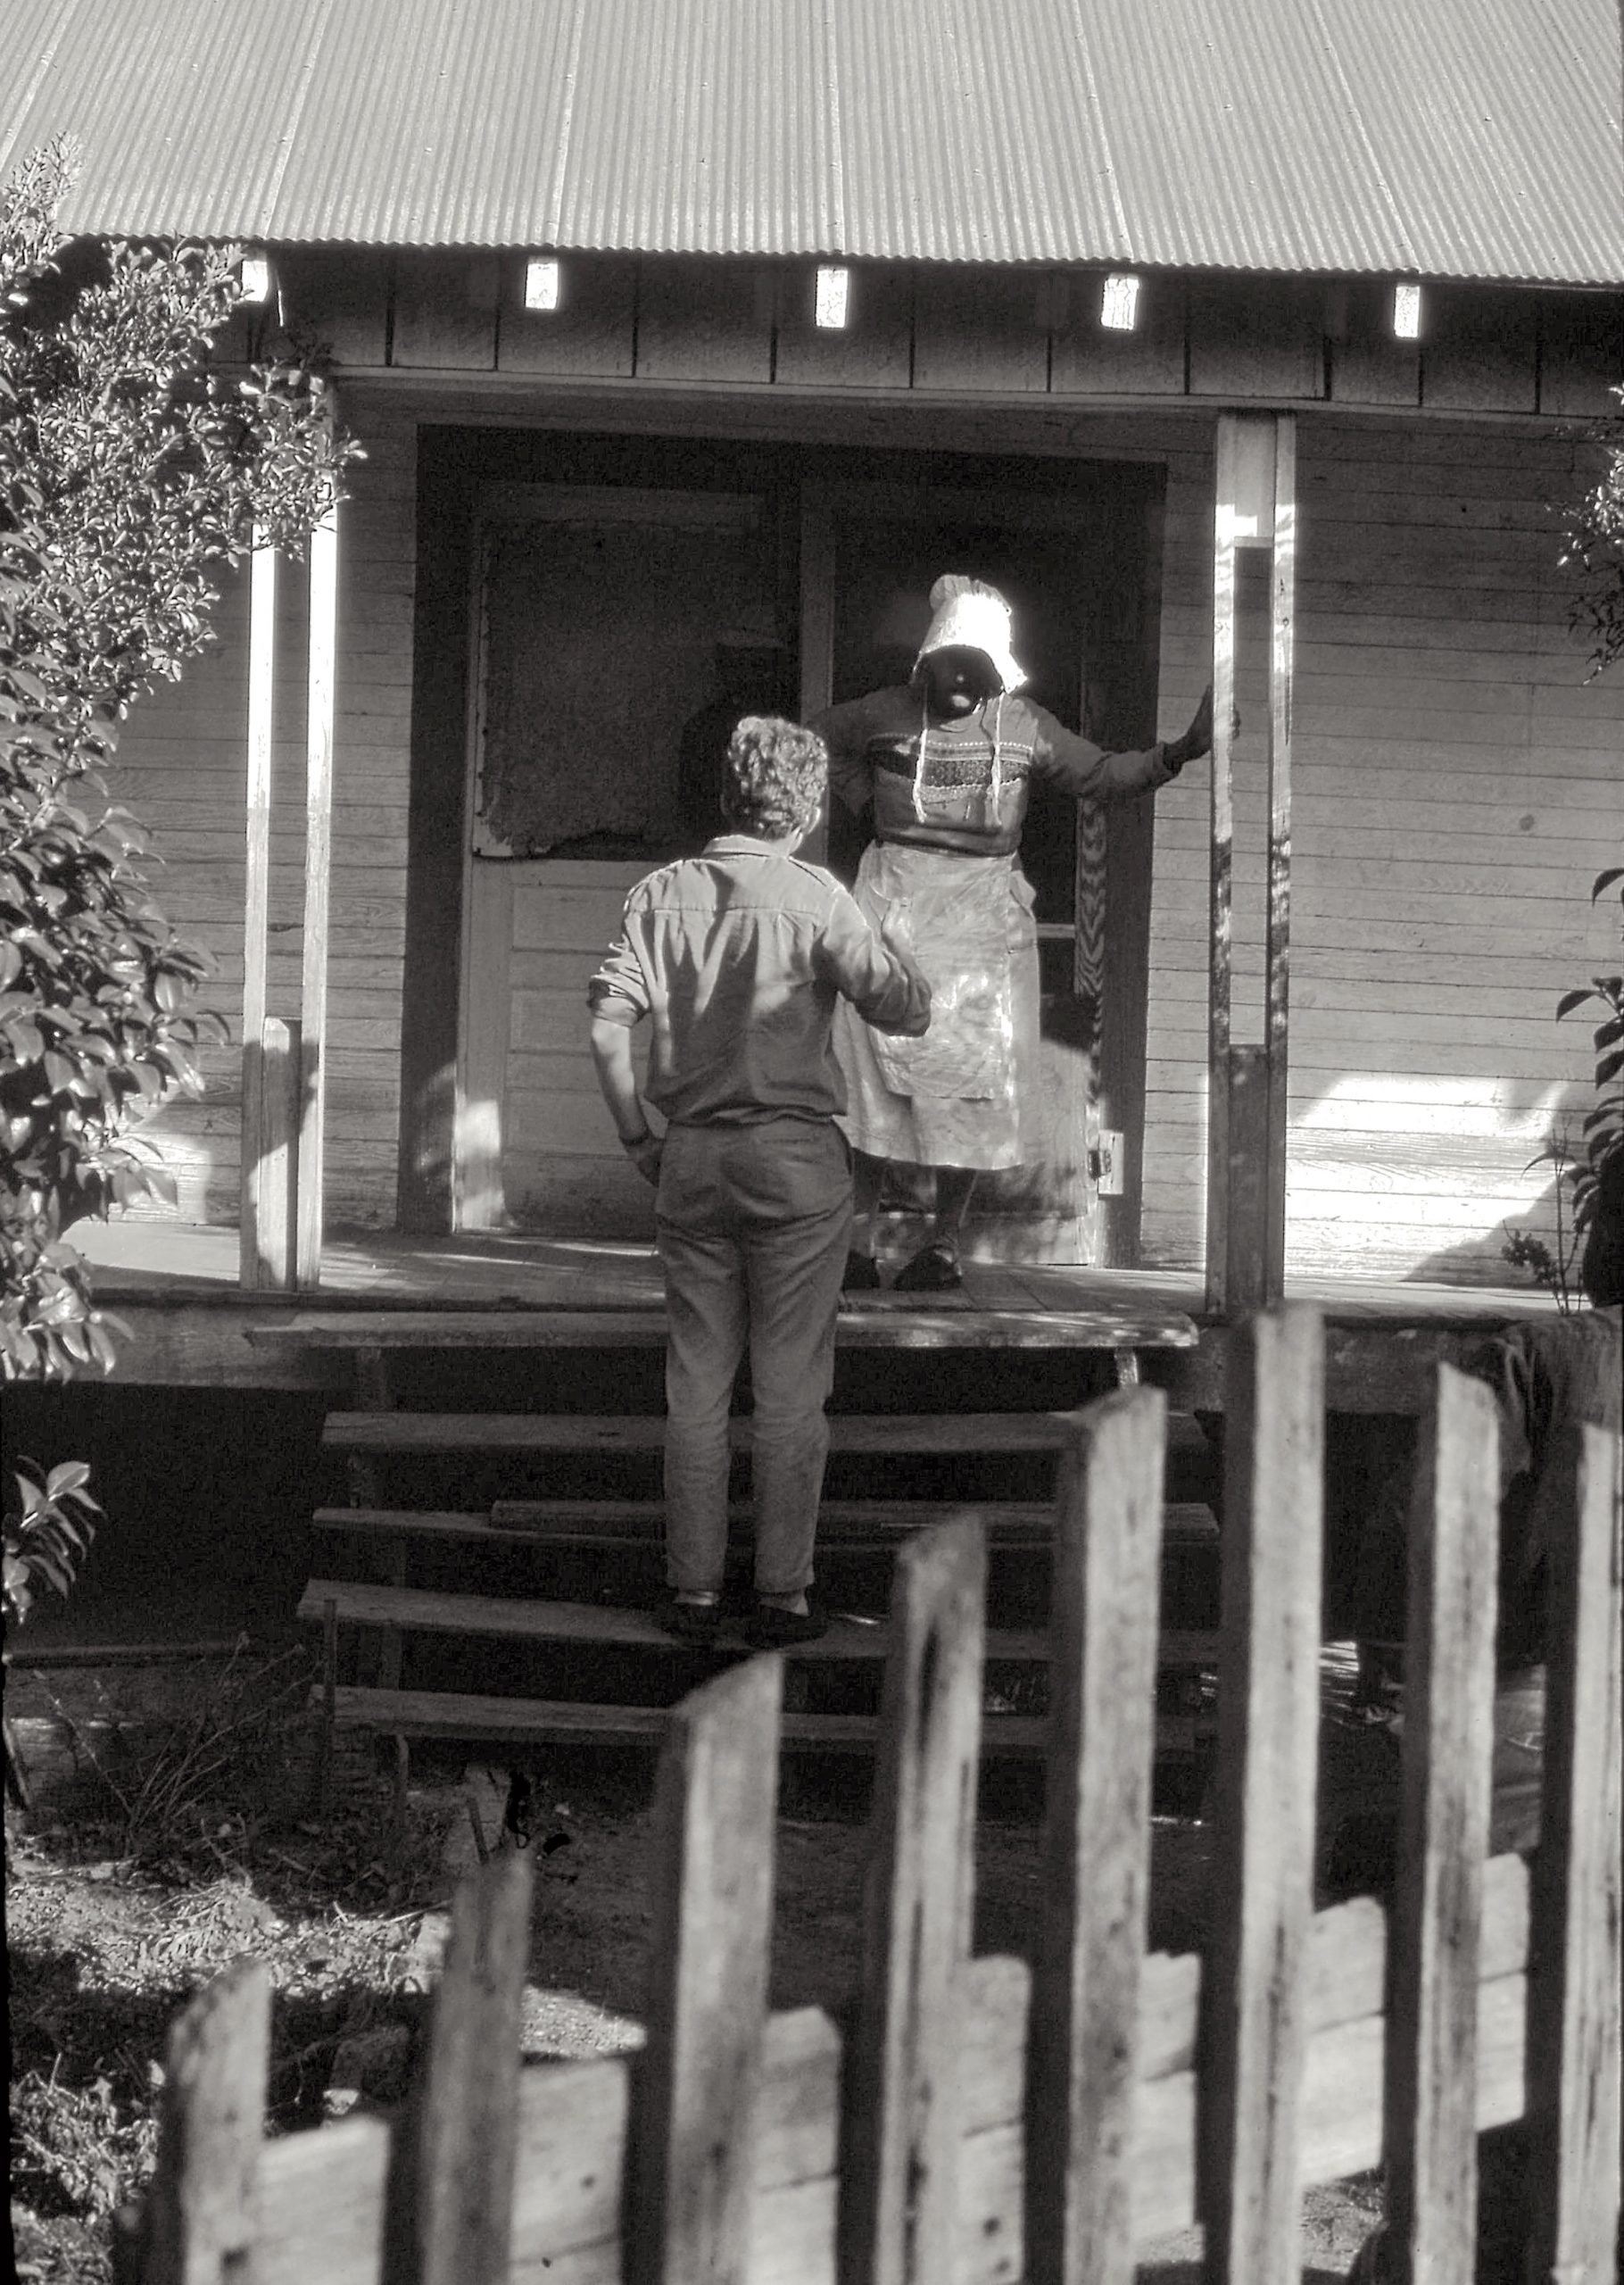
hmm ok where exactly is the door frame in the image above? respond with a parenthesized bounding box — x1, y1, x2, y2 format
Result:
(796, 476, 1164, 1264)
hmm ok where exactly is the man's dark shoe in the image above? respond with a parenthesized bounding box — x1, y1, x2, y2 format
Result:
(744, 1601, 831, 1649)
(841, 1250, 882, 1291)
(653, 1597, 724, 1646)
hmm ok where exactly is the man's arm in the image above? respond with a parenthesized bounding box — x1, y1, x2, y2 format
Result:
(816, 889, 932, 1036)
(588, 1015, 663, 1186)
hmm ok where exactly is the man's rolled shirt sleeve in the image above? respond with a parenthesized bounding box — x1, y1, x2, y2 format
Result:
(587, 924, 650, 1029)
(816, 887, 931, 1036)
(1029, 707, 1175, 801)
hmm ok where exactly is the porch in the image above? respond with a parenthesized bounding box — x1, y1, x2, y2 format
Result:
(73, 1214, 1555, 1407)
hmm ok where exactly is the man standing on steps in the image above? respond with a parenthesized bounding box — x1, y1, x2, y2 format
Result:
(586, 716, 931, 1649)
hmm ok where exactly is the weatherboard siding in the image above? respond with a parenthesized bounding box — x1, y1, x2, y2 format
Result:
(104, 409, 418, 1228)
(1138, 415, 1624, 1284)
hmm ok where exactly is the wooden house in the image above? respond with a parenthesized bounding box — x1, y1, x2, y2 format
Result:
(8, 0, 1624, 1305)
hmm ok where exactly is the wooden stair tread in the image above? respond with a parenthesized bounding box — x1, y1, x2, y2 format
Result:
(312, 1684, 1199, 1760)
(298, 1578, 1217, 1667)
(311, 1500, 1220, 1550)
(254, 1306, 1198, 1351)
(322, 1409, 1214, 1458)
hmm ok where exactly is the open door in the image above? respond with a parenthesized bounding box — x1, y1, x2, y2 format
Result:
(800, 478, 1163, 1267)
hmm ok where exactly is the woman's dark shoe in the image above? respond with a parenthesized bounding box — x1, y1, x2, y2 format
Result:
(841, 1250, 882, 1291)
(744, 1601, 830, 1648)
(891, 1239, 963, 1293)
(654, 1597, 724, 1646)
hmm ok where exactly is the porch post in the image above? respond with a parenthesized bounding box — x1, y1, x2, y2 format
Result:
(294, 472, 339, 1288)
(1206, 412, 1296, 1316)
(238, 538, 298, 1291)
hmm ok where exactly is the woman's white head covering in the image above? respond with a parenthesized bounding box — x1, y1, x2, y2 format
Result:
(913, 574, 1026, 694)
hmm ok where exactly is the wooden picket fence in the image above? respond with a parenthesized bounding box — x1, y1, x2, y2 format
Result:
(114, 1306, 1621, 2285)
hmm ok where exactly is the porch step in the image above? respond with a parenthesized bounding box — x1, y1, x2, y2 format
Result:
(297, 1577, 1219, 1671)
(322, 1408, 1214, 1460)
(256, 1304, 1200, 1353)
(311, 1684, 1198, 1763)
(312, 1498, 1220, 1554)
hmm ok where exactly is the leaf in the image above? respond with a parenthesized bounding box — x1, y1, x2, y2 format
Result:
(1591, 867, 1624, 900)
(1556, 987, 1596, 1021)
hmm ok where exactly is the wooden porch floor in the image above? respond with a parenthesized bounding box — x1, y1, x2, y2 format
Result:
(75, 1215, 1558, 1329)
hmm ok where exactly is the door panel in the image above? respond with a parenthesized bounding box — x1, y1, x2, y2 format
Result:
(458, 481, 784, 1234)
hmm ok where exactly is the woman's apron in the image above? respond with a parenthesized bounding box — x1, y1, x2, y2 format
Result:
(833, 842, 1041, 1171)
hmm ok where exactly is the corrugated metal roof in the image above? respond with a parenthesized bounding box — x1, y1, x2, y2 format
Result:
(4, 0, 1621, 285)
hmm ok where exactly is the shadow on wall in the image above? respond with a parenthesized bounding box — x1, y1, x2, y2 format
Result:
(1281, 1069, 1589, 1291)
(1411, 1169, 1579, 1300)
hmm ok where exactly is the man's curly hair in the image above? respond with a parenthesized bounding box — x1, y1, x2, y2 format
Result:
(721, 716, 827, 840)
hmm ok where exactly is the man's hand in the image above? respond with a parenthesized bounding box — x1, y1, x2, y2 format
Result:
(880, 905, 915, 957)
(623, 1132, 664, 1187)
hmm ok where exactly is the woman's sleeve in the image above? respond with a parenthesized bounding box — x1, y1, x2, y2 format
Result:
(812, 694, 878, 816)
(1029, 703, 1176, 802)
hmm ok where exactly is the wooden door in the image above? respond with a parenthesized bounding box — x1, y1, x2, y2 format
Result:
(455, 482, 787, 1232)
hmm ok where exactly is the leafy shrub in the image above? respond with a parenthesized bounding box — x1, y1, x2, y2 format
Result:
(2, 140, 352, 1609)
(3, 1458, 99, 1623)
(1504, 865, 1624, 1304)
(1555, 866, 1624, 1238)
(1562, 388, 1624, 678)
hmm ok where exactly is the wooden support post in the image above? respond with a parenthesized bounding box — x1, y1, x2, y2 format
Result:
(1222, 1044, 1272, 1319)
(352, 1344, 402, 1688)
(454, 860, 515, 1234)
(1525, 1421, 1623, 2278)
(319, 1593, 337, 1823)
(1382, 1366, 1500, 2284)
(1026, 1387, 1167, 2285)
(296, 479, 338, 1290)
(632, 1655, 783, 2285)
(135, 1959, 269, 2282)
(239, 538, 279, 1291)
(1206, 413, 1295, 1315)
(1264, 420, 1295, 1302)
(842, 1516, 986, 2285)
(240, 1016, 301, 1292)
(1199, 1303, 1323, 2285)
(385, 1851, 534, 2285)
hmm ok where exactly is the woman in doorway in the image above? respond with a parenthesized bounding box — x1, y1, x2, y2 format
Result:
(816, 574, 1214, 1291)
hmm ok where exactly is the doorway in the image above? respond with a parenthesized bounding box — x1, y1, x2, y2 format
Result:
(800, 478, 1164, 1263)
(447, 445, 1163, 1259)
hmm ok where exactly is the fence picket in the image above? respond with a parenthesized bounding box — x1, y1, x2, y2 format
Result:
(130, 1957, 269, 2284)
(1026, 1386, 1168, 2285)
(630, 1652, 783, 2285)
(841, 1515, 987, 2285)
(384, 1848, 534, 2285)
(1526, 1419, 1623, 2278)
(1199, 1303, 1323, 2285)
(1383, 1364, 1500, 2284)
